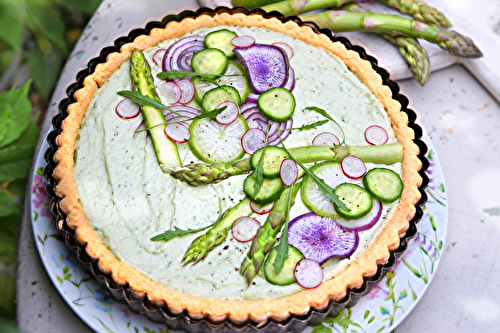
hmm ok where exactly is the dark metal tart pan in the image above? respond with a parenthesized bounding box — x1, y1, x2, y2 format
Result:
(43, 6, 429, 333)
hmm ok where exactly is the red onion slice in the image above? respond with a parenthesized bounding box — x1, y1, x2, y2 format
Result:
(294, 258, 323, 289)
(364, 125, 388, 145)
(215, 101, 239, 125)
(280, 158, 298, 186)
(335, 199, 382, 232)
(250, 201, 274, 215)
(283, 67, 295, 91)
(312, 132, 340, 146)
(231, 216, 260, 242)
(231, 35, 256, 48)
(341, 155, 367, 179)
(176, 79, 195, 104)
(158, 82, 181, 104)
(116, 98, 140, 119)
(164, 123, 190, 143)
(162, 36, 204, 73)
(244, 92, 259, 103)
(272, 42, 294, 59)
(152, 48, 167, 66)
(241, 128, 266, 155)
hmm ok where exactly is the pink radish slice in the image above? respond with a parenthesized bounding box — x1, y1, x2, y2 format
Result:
(294, 258, 323, 289)
(176, 79, 195, 104)
(336, 199, 382, 232)
(159, 82, 181, 104)
(250, 201, 274, 215)
(231, 35, 256, 48)
(164, 123, 190, 143)
(280, 158, 298, 186)
(241, 128, 266, 154)
(152, 49, 167, 66)
(215, 101, 239, 125)
(116, 98, 140, 119)
(341, 155, 367, 179)
(364, 125, 388, 145)
(312, 132, 340, 146)
(231, 216, 260, 242)
(272, 42, 294, 59)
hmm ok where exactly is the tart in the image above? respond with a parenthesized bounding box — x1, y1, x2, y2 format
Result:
(50, 7, 423, 330)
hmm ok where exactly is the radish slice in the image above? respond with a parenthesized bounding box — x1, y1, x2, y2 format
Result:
(231, 35, 256, 48)
(288, 213, 359, 263)
(116, 98, 140, 119)
(215, 101, 239, 125)
(176, 79, 195, 104)
(341, 155, 367, 179)
(152, 48, 167, 66)
(272, 42, 294, 59)
(159, 82, 181, 104)
(250, 201, 274, 215)
(231, 216, 260, 242)
(241, 128, 266, 154)
(280, 158, 298, 186)
(294, 258, 323, 289)
(364, 125, 388, 145)
(164, 123, 190, 143)
(335, 199, 382, 232)
(312, 132, 340, 146)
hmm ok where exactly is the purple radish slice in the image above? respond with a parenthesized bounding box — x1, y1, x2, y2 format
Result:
(341, 155, 367, 179)
(116, 98, 140, 119)
(162, 36, 204, 72)
(272, 42, 294, 59)
(234, 44, 289, 94)
(176, 79, 195, 104)
(364, 125, 388, 145)
(152, 49, 167, 66)
(280, 158, 298, 186)
(241, 128, 266, 154)
(288, 213, 359, 263)
(159, 82, 181, 104)
(312, 132, 340, 146)
(164, 123, 190, 143)
(231, 35, 256, 48)
(335, 199, 382, 232)
(231, 216, 260, 242)
(215, 101, 239, 125)
(294, 258, 323, 289)
(250, 201, 274, 215)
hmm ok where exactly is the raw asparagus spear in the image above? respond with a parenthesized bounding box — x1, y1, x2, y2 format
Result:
(231, 0, 281, 7)
(171, 142, 403, 186)
(182, 197, 252, 265)
(345, 3, 430, 86)
(240, 181, 302, 284)
(298, 11, 482, 58)
(262, 0, 351, 16)
(377, 0, 451, 28)
(130, 49, 181, 169)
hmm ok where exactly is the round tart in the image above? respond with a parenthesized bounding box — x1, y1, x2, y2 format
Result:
(49, 8, 423, 331)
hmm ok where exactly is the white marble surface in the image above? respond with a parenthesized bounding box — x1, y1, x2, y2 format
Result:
(16, 0, 500, 332)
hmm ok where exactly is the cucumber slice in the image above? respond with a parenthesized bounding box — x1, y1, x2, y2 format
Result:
(301, 162, 356, 218)
(257, 87, 295, 122)
(201, 86, 241, 112)
(363, 168, 403, 203)
(334, 183, 373, 219)
(204, 29, 238, 58)
(243, 174, 284, 205)
(192, 61, 249, 104)
(264, 245, 305, 286)
(188, 115, 248, 164)
(250, 146, 290, 179)
(191, 48, 228, 78)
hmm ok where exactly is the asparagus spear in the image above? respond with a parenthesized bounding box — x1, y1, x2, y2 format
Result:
(182, 197, 253, 265)
(377, 0, 452, 28)
(345, 3, 430, 86)
(240, 181, 302, 284)
(130, 49, 181, 170)
(298, 10, 482, 58)
(171, 142, 403, 186)
(231, 0, 281, 7)
(262, 0, 351, 16)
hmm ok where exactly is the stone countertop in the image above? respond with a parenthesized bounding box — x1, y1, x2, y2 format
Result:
(16, 0, 500, 332)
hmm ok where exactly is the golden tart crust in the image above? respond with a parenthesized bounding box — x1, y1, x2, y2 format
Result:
(52, 11, 422, 325)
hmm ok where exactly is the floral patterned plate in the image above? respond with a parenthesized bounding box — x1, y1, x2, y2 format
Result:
(31, 128, 447, 333)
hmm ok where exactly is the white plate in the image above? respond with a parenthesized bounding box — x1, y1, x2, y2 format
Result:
(31, 128, 447, 333)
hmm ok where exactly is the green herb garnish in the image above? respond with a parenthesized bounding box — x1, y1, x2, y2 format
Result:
(157, 70, 242, 81)
(303, 106, 346, 144)
(288, 120, 329, 132)
(117, 90, 184, 117)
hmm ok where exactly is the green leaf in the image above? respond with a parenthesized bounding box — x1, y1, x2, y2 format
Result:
(363, 310, 369, 320)
(180, 105, 227, 122)
(311, 325, 332, 333)
(0, 82, 32, 149)
(0, 42, 16, 77)
(376, 326, 386, 333)
(293, 120, 329, 131)
(63, 267, 69, 274)
(0, 0, 23, 51)
(56, 275, 63, 284)
(368, 315, 375, 324)
(54, 0, 102, 14)
(0, 103, 12, 144)
(64, 274, 72, 280)
(380, 306, 390, 316)
(117, 90, 183, 118)
(151, 225, 213, 242)
(0, 189, 21, 218)
(0, 274, 16, 319)
(303, 106, 345, 144)
(399, 289, 408, 300)
(26, 43, 65, 99)
(48, 234, 64, 242)
(36, 166, 44, 176)
(6, 177, 28, 197)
